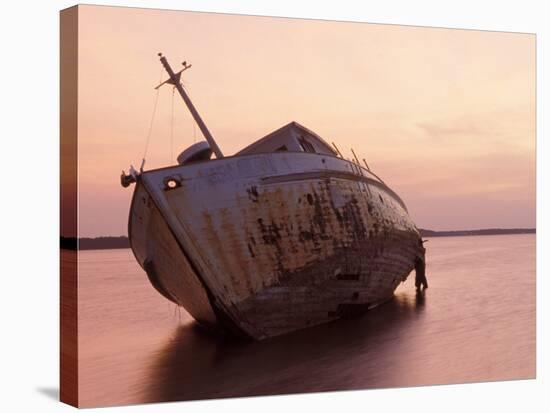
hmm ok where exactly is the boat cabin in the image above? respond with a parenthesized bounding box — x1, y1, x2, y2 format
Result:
(176, 122, 338, 166)
(237, 121, 337, 156)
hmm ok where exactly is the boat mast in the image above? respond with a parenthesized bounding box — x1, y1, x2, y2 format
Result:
(156, 53, 224, 159)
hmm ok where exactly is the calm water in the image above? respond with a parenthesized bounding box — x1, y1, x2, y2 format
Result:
(75, 234, 536, 407)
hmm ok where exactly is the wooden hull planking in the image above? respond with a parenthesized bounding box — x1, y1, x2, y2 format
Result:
(129, 152, 422, 339)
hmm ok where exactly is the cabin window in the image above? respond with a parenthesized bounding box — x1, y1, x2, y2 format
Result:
(275, 145, 288, 152)
(298, 136, 316, 153)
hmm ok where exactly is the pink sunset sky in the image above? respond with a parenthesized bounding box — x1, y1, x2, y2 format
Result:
(75, 5, 535, 238)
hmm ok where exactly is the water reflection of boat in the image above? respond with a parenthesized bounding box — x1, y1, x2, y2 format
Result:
(121, 53, 423, 340)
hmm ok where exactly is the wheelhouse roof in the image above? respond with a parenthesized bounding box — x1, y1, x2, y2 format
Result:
(236, 121, 337, 156)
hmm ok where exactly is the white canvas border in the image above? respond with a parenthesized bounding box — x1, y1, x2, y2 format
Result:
(0, 1, 546, 412)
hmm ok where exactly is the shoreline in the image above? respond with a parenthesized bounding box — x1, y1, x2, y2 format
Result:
(61, 228, 536, 251)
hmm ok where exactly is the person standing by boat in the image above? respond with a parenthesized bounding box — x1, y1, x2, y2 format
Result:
(415, 239, 428, 291)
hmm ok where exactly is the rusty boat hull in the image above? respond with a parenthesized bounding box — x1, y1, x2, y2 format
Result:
(128, 151, 422, 340)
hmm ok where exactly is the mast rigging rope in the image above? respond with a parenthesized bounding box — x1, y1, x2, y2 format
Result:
(141, 66, 164, 164)
(170, 87, 176, 163)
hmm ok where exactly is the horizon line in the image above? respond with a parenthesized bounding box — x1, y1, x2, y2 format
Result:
(63, 227, 537, 240)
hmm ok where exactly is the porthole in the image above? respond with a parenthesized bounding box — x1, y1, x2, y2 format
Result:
(163, 176, 181, 190)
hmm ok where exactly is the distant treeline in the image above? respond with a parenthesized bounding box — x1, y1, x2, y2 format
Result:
(419, 228, 535, 238)
(61, 228, 535, 251)
(61, 236, 130, 251)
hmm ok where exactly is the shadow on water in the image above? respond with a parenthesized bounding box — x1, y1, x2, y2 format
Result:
(143, 290, 427, 404)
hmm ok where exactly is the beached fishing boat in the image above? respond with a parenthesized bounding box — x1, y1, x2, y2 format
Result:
(121, 54, 424, 340)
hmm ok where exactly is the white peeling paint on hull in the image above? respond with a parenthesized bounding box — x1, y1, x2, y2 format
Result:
(129, 151, 422, 339)
(128, 183, 219, 328)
